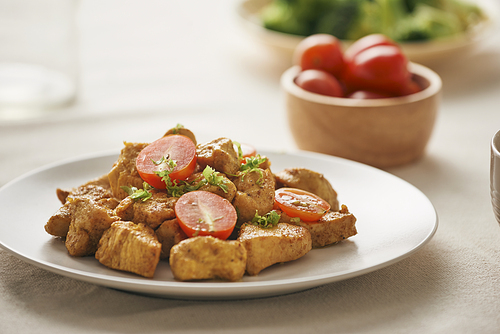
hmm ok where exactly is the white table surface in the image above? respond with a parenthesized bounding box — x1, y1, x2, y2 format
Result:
(1, 0, 499, 333)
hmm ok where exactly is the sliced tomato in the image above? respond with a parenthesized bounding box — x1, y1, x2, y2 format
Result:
(175, 191, 237, 240)
(274, 188, 330, 222)
(136, 134, 197, 189)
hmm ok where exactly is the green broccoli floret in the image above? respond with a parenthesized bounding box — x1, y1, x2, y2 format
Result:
(314, 0, 364, 39)
(261, 0, 312, 36)
(261, 0, 486, 42)
(394, 3, 462, 41)
(346, 0, 383, 40)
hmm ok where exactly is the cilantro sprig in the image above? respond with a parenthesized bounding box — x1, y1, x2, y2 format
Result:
(202, 166, 228, 193)
(251, 210, 281, 229)
(239, 155, 267, 185)
(121, 182, 153, 202)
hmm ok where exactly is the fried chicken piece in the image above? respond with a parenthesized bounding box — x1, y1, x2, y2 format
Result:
(232, 168, 275, 224)
(45, 183, 118, 238)
(279, 205, 357, 248)
(65, 197, 120, 257)
(95, 221, 161, 278)
(196, 137, 240, 175)
(155, 218, 188, 259)
(163, 126, 197, 145)
(114, 191, 177, 230)
(108, 141, 149, 200)
(275, 167, 339, 210)
(169, 236, 247, 281)
(237, 223, 312, 275)
(56, 174, 112, 204)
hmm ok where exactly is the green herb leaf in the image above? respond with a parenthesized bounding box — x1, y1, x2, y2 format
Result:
(251, 210, 281, 229)
(239, 155, 267, 185)
(172, 123, 184, 134)
(233, 141, 243, 161)
(120, 182, 153, 202)
(202, 166, 228, 193)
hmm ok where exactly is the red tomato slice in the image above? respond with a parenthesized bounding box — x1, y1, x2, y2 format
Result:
(295, 69, 344, 97)
(274, 188, 330, 222)
(293, 34, 345, 78)
(136, 135, 197, 189)
(175, 191, 237, 240)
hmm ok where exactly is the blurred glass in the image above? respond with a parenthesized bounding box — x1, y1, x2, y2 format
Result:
(0, 0, 79, 121)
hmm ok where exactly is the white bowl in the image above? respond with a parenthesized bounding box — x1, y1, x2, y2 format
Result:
(236, 0, 498, 67)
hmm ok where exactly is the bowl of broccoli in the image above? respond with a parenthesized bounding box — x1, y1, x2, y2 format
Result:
(236, 0, 497, 66)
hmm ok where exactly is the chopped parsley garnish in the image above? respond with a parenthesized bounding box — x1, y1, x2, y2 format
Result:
(251, 210, 281, 229)
(121, 182, 153, 202)
(239, 155, 267, 185)
(171, 123, 184, 134)
(202, 166, 228, 193)
(233, 141, 243, 161)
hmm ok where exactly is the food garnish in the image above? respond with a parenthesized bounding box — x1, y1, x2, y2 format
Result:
(250, 210, 281, 229)
(120, 182, 153, 202)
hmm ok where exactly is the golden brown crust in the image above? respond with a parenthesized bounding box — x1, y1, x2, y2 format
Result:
(279, 204, 357, 248)
(169, 236, 247, 281)
(108, 142, 149, 200)
(95, 221, 161, 278)
(237, 223, 312, 275)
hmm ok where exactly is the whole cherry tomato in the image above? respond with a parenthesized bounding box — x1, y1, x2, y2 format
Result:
(295, 69, 344, 97)
(342, 45, 412, 96)
(293, 34, 344, 78)
(343, 34, 398, 62)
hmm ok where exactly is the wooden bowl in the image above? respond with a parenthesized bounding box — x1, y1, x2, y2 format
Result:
(281, 63, 442, 168)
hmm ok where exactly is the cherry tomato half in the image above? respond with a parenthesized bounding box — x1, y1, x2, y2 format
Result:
(136, 134, 197, 189)
(343, 34, 398, 62)
(342, 45, 411, 96)
(293, 34, 345, 78)
(275, 188, 330, 222)
(175, 191, 237, 240)
(295, 69, 344, 97)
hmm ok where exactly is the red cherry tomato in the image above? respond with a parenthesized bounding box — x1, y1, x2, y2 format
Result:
(400, 79, 422, 95)
(343, 34, 398, 62)
(342, 45, 411, 96)
(274, 188, 330, 222)
(175, 191, 237, 240)
(136, 135, 197, 189)
(293, 34, 345, 78)
(347, 90, 394, 99)
(295, 69, 344, 97)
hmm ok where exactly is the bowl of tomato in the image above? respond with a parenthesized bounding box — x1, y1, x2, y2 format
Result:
(281, 34, 442, 169)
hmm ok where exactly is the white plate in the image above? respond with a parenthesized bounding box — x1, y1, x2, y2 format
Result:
(236, 0, 498, 67)
(0, 150, 437, 300)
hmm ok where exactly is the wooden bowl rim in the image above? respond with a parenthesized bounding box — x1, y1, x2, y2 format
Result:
(281, 62, 442, 107)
